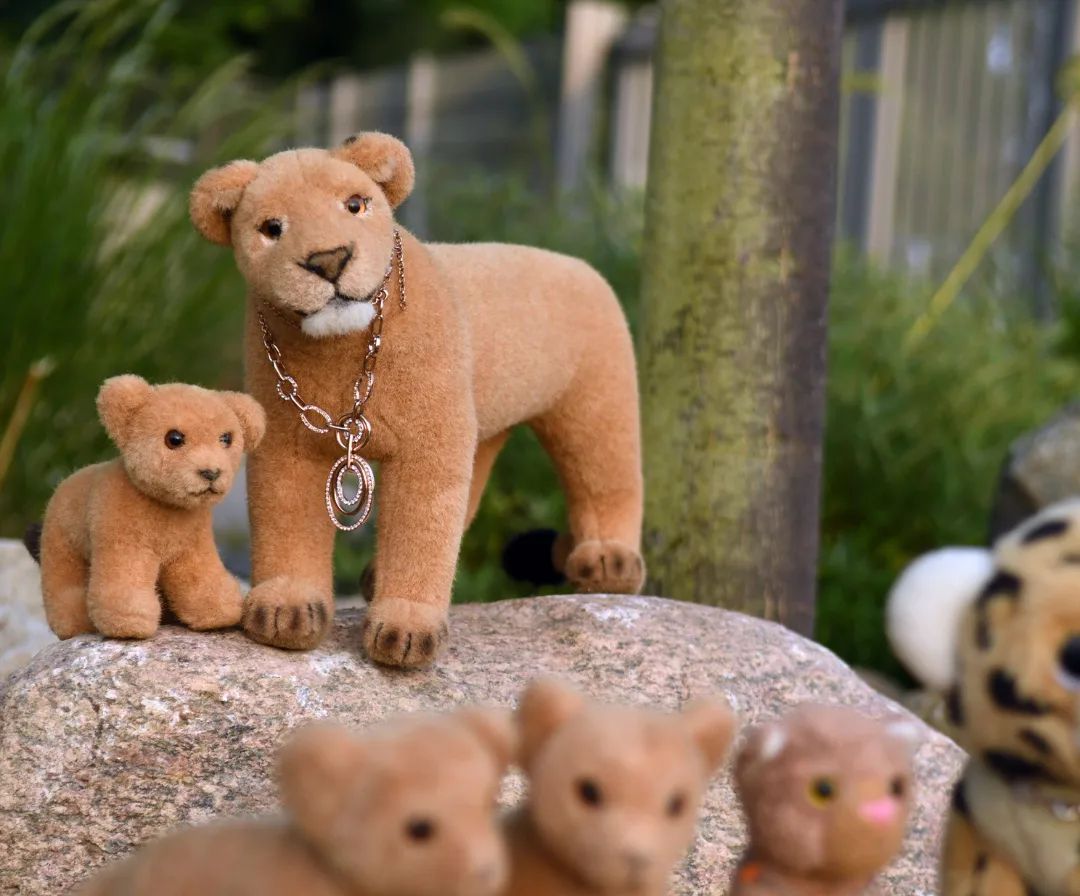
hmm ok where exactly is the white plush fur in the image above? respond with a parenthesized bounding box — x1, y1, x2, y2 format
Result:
(300, 299, 376, 339)
(885, 547, 994, 690)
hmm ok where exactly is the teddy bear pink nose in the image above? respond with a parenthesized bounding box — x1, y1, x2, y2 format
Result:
(858, 797, 899, 826)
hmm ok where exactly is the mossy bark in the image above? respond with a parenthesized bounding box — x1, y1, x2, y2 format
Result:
(639, 0, 843, 635)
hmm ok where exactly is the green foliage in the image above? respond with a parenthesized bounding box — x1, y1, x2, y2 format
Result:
(818, 257, 1080, 677)
(0, 0, 296, 533)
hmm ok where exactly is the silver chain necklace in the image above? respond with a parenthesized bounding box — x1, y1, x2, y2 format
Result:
(257, 229, 406, 531)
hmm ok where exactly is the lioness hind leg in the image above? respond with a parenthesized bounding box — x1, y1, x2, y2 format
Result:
(530, 355, 644, 595)
(942, 801, 1027, 896)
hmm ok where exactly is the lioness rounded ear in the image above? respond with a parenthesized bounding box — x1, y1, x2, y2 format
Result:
(458, 707, 517, 772)
(517, 677, 586, 767)
(97, 375, 153, 447)
(277, 723, 367, 841)
(190, 160, 259, 246)
(681, 696, 737, 774)
(332, 132, 415, 208)
(220, 391, 266, 451)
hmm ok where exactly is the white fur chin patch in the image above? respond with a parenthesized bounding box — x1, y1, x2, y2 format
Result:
(300, 300, 376, 339)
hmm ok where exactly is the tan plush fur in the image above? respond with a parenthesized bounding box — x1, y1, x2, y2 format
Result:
(189, 132, 644, 667)
(74, 710, 515, 896)
(730, 705, 916, 896)
(502, 678, 736, 896)
(37, 376, 264, 640)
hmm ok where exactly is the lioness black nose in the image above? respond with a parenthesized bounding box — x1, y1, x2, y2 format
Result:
(199, 468, 221, 482)
(301, 245, 352, 282)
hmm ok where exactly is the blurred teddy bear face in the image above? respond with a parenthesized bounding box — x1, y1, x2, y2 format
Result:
(228, 149, 396, 339)
(279, 715, 512, 896)
(526, 708, 714, 893)
(96, 377, 264, 511)
(735, 705, 915, 882)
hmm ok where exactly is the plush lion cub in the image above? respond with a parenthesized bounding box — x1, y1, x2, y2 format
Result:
(503, 678, 736, 896)
(74, 710, 515, 896)
(730, 705, 917, 896)
(190, 131, 644, 668)
(28, 375, 264, 640)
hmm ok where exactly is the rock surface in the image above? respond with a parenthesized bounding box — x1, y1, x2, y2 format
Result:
(990, 402, 1080, 538)
(0, 539, 55, 680)
(0, 595, 961, 894)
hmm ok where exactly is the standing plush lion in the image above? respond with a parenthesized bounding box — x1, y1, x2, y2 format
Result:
(189, 132, 643, 668)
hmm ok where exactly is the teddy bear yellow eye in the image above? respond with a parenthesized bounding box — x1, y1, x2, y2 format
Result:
(258, 218, 283, 239)
(405, 818, 436, 842)
(808, 777, 835, 807)
(577, 778, 602, 807)
(220, 432, 233, 447)
(346, 194, 369, 215)
(165, 429, 185, 449)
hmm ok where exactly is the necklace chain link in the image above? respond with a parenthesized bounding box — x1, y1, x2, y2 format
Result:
(256, 229, 406, 530)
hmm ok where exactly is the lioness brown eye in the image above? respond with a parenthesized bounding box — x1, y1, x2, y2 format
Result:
(220, 432, 233, 447)
(259, 218, 283, 239)
(165, 430, 185, 449)
(667, 792, 686, 817)
(346, 195, 369, 215)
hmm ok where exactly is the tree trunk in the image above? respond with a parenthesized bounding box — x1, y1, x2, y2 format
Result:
(639, 0, 843, 635)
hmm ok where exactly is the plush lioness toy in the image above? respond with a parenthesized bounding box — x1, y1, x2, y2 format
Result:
(26, 375, 264, 640)
(502, 678, 735, 896)
(74, 710, 515, 896)
(887, 499, 1080, 895)
(189, 132, 644, 668)
(730, 705, 917, 896)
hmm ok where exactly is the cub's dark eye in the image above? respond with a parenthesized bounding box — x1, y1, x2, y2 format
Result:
(259, 218, 283, 239)
(577, 778, 602, 807)
(405, 818, 435, 842)
(165, 429, 185, 449)
(808, 777, 835, 806)
(345, 195, 369, 215)
(890, 775, 906, 799)
(220, 432, 233, 447)
(666, 792, 686, 818)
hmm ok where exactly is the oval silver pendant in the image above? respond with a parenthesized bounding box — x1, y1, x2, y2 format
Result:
(325, 455, 375, 531)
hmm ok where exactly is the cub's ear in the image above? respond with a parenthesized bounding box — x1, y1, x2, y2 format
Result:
(219, 391, 266, 452)
(458, 707, 517, 772)
(277, 723, 367, 841)
(332, 132, 415, 208)
(97, 375, 153, 448)
(681, 696, 737, 774)
(190, 160, 259, 246)
(517, 678, 586, 767)
(886, 547, 994, 691)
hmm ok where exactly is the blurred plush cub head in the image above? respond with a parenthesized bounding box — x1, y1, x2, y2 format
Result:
(190, 132, 414, 339)
(278, 710, 514, 896)
(96, 375, 264, 510)
(735, 705, 916, 882)
(516, 678, 735, 893)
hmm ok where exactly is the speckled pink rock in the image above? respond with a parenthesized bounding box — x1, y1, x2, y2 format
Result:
(0, 595, 960, 894)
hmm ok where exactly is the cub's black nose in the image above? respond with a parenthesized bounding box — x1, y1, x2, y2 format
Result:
(1060, 635, 1080, 678)
(301, 245, 352, 282)
(198, 468, 221, 483)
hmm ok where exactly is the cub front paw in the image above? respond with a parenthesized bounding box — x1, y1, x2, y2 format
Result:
(565, 539, 645, 594)
(242, 578, 332, 650)
(88, 594, 161, 639)
(361, 598, 448, 669)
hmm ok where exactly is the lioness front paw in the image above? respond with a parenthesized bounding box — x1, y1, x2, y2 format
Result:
(361, 598, 448, 669)
(565, 539, 645, 594)
(242, 577, 332, 650)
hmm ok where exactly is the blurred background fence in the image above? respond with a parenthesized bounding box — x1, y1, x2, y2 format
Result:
(299, 0, 1080, 305)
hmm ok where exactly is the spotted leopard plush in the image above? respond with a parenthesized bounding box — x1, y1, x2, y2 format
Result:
(887, 499, 1080, 896)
